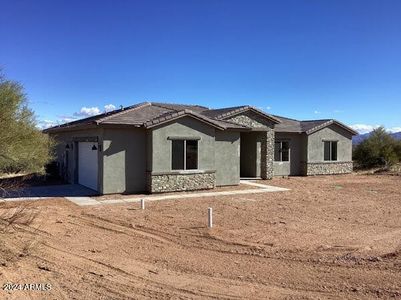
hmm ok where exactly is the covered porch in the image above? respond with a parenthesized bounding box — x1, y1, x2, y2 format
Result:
(239, 130, 274, 179)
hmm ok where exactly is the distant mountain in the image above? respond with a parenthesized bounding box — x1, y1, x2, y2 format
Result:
(352, 132, 370, 144)
(353, 131, 401, 145)
(392, 132, 401, 140)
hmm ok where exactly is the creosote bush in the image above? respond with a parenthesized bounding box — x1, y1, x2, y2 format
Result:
(353, 127, 401, 169)
(0, 72, 54, 175)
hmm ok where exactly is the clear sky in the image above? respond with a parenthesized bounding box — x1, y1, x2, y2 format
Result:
(1, 0, 400, 133)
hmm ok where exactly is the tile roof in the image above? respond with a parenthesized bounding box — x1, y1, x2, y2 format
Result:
(274, 115, 358, 135)
(43, 102, 250, 132)
(43, 101, 356, 135)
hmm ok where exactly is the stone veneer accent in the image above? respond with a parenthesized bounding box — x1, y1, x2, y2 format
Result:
(147, 171, 216, 193)
(226, 111, 276, 180)
(260, 129, 275, 179)
(226, 111, 272, 129)
(305, 161, 353, 176)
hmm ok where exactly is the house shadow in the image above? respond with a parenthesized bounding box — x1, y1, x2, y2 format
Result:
(0, 184, 98, 199)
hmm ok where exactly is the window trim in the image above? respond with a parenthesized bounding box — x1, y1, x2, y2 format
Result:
(171, 139, 198, 170)
(274, 140, 290, 162)
(323, 140, 338, 161)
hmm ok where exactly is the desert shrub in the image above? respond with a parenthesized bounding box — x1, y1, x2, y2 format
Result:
(0, 72, 54, 175)
(0, 204, 39, 233)
(353, 127, 401, 169)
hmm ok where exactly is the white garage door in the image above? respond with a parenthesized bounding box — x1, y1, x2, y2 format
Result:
(78, 142, 98, 191)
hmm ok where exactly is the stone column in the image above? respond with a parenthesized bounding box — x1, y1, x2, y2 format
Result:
(261, 128, 274, 179)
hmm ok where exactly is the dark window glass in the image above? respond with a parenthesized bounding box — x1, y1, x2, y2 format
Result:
(331, 141, 338, 161)
(281, 141, 290, 161)
(172, 140, 184, 170)
(324, 141, 338, 161)
(186, 140, 198, 169)
(324, 141, 331, 161)
(275, 141, 290, 162)
(274, 142, 281, 161)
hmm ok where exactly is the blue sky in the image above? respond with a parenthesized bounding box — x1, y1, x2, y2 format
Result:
(1, 0, 400, 133)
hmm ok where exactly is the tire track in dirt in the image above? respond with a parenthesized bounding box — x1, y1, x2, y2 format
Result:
(76, 212, 401, 275)
(10, 204, 401, 299)
(39, 242, 262, 299)
(32, 245, 180, 300)
(34, 213, 342, 299)
(69, 214, 389, 298)
(70, 215, 175, 246)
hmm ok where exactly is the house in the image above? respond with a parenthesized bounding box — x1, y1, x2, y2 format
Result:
(44, 102, 357, 194)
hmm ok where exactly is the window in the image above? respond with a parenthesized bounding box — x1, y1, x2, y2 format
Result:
(324, 141, 338, 161)
(274, 141, 290, 162)
(172, 140, 198, 170)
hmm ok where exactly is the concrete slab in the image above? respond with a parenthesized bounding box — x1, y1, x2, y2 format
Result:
(65, 197, 101, 206)
(90, 183, 290, 207)
(1, 181, 289, 207)
(240, 180, 290, 191)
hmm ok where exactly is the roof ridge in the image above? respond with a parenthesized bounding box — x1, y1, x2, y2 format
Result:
(215, 106, 248, 120)
(150, 101, 209, 110)
(273, 114, 300, 122)
(96, 102, 151, 123)
(301, 118, 332, 122)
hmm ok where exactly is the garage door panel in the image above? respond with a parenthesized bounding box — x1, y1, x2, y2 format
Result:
(78, 142, 98, 191)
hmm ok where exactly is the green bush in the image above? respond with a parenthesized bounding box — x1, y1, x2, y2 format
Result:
(0, 73, 54, 174)
(353, 127, 401, 169)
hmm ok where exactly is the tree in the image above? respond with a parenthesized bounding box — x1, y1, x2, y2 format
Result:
(0, 72, 53, 174)
(353, 126, 400, 169)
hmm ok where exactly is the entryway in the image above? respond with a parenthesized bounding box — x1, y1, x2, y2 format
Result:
(240, 132, 264, 178)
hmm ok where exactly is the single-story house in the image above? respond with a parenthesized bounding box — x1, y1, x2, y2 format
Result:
(44, 102, 357, 194)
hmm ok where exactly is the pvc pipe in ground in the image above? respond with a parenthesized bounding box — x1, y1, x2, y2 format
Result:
(208, 207, 213, 228)
(140, 199, 145, 210)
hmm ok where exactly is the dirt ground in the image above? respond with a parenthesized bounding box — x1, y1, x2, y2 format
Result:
(1, 174, 401, 299)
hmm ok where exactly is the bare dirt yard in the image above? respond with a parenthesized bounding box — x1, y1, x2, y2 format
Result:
(1, 174, 401, 299)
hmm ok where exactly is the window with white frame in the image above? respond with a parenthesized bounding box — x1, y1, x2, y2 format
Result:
(274, 141, 290, 162)
(172, 140, 198, 170)
(324, 141, 337, 161)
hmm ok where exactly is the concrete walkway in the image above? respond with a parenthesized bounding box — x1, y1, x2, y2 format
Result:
(1, 181, 289, 207)
(90, 181, 289, 207)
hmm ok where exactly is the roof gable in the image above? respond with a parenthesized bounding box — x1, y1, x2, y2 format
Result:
(202, 106, 280, 124)
(144, 110, 226, 130)
(274, 115, 357, 135)
(304, 120, 358, 135)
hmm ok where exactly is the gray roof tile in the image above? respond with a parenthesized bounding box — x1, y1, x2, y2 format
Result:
(274, 115, 357, 135)
(43, 101, 355, 135)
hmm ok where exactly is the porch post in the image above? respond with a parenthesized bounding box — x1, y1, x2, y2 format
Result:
(261, 128, 275, 179)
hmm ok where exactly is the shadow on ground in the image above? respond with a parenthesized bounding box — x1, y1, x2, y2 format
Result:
(0, 184, 98, 198)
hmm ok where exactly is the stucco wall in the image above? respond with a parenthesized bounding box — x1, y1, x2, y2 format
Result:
(305, 125, 353, 175)
(215, 131, 240, 186)
(51, 128, 103, 191)
(273, 133, 306, 176)
(102, 128, 147, 194)
(150, 117, 216, 172)
(307, 125, 353, 162)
